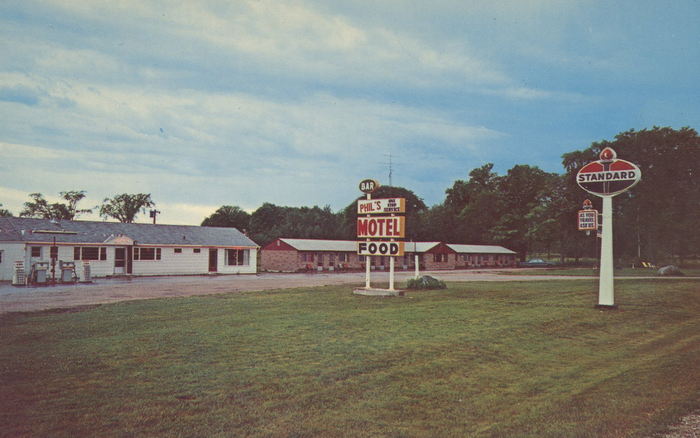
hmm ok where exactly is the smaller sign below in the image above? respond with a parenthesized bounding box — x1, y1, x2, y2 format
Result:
(578, 209, 599, 231)
(358, 241, 405, 257)
(357, 198, 406, 215)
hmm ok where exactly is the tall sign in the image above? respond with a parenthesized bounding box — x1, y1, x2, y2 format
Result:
(356, 179, 406, 292)
(576, 147, 641, 308)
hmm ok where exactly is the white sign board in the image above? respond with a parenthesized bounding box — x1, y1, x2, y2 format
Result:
(358, 241, 405, 256)
(357, 216, 406, 239)
(357, 198, 406, 215)
(577, 210, 598, 231)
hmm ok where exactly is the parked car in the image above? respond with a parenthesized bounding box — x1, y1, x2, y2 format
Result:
(519, 258, 556, 267)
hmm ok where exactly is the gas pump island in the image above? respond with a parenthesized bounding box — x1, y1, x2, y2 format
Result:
(353, 179, 407, 296)
(576, 147, 641, 308)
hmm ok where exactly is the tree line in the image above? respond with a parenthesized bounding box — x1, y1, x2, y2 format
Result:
(3, 192, 156, 223)
(5, 127, 698, 264)
(202, 127, 700, 265)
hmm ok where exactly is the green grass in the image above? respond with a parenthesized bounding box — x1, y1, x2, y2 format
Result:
(505, 267, 700, 277)
(1, 280, 699, 437)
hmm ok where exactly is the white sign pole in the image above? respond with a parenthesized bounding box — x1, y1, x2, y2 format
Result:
(598, 196, 614, 306)
(389, 211, 395, 291)
(389, 254, 395, 290)
(365, 192, 371, 289)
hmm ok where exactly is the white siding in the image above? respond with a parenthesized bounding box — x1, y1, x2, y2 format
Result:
(0, 243, 25, 281)
(132, 247, 208, 276)
(0, 244, 258, 281)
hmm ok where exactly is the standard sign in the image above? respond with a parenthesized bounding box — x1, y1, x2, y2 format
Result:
(577, 210, 598, 231)
(576, 148, 641, 197)
(358, 241, 405, 256)
(357, 198, 406, 215)
(357, 216, 405, 238)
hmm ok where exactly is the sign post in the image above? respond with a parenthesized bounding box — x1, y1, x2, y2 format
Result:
(576, 147, 641, 308)
(358, 179, 379, 289)
(354, 179, 406, 296)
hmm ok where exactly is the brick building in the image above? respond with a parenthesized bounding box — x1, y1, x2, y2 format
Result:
(260, 238, 517, 272)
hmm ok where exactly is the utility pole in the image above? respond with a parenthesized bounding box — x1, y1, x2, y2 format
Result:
(149, 209, 161, 224)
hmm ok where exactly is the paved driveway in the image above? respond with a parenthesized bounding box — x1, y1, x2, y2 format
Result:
(0, 269, 675, 314)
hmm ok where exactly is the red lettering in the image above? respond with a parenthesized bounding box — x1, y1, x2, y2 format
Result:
(357, 219, 368, 236)
(376, 218, 385, 235)
(368, 219, 377, 235)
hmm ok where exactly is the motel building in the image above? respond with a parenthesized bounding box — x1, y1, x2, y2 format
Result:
(0, 217, 259, 282)
(260, 238, 517, 272)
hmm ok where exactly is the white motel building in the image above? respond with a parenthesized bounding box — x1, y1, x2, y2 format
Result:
(0, 217, 259, 282)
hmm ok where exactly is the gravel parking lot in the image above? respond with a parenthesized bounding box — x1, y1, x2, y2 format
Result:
(0, 269, 596, 314)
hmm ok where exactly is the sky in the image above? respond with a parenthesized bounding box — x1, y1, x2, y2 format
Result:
(1, 0, 699, 225)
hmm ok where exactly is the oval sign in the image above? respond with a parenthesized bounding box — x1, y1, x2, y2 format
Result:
(359, 179, 380, 194)
(576, 149, 641, 197)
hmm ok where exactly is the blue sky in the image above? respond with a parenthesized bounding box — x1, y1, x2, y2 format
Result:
(1, 0, 699, 225)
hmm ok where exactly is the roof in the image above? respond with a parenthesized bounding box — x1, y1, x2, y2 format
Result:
(276, 239, 510, 254)
(0, 217, 258, 247)
(446, 244, 516, 255)
(279, 238, 358, 252)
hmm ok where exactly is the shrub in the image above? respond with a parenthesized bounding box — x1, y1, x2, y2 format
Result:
(406, 275, 447, 290)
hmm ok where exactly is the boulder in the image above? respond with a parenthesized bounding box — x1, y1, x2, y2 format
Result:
(657, 265, 684, 277)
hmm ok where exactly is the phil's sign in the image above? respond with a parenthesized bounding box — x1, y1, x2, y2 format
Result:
(576, 147, 641, 197)
(358, 241, 405, 256)
(357, 216, 405, 238)
(577, 210, 598, 231)
(357, 198, 406, 215)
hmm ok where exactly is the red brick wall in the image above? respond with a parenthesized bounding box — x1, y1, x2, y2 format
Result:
(260, 250, 298, 272)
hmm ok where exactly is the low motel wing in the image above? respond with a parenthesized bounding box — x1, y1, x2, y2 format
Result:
(260, 238, 517, 272)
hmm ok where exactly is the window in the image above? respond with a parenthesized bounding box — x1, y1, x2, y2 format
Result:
(50, 246, 59, 259)
(31, 246, 41, 258)
(226, 249, 249, 266)
(134, 248, 161, 261)
(193, 248, 201, 253)
(73, 247, 107, 261)
(174, 248, 183, 254)
(316, 253, 324, 266)
(359, 255, 366, 262)
(338, 253, 347, 262)
(0, 250, 3, 263)
(300, 253, 314, 262)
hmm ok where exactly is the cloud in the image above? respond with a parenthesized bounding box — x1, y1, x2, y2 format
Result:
(0, 85, 43, 106)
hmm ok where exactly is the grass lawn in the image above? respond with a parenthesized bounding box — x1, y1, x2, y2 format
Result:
(505, 267, 700, 277)
(1, 279, 699, 437)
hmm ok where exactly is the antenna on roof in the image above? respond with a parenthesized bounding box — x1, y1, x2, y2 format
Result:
(149, 209, 161, 224)
(384, 152, 394, 186)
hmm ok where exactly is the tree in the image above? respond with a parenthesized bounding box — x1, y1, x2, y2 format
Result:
(99, 193, 155, 223)
(20, 191, 91, 220)
(201, 205, 251, 230)
(247, 203, 343, 246)
(0, 203, 12, 217)
(339, 186, 428, 240)
(563, 126, 700, 264)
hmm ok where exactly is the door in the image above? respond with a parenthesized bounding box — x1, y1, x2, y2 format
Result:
(114, 247, 126, 275)
(208, 249, 218, 272)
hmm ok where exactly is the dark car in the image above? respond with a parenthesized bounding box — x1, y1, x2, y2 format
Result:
(519, 258, 556, 267)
